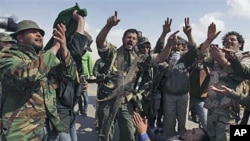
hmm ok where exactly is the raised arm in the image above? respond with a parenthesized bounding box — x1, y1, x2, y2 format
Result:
(50, 23, 68, 58)
(154, 18, 172, 53)
(72, 10, 85, 35)
(159, 18, 172, 42)
(156, 30, 179, 63)
(183, 17, 196, 46)
(96, 11, 120, 48)
(200, 22, 221, 51)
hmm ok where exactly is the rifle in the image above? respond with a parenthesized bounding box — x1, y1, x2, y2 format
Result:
(149, 63, 167, 118)
(98, 55, 147, 141)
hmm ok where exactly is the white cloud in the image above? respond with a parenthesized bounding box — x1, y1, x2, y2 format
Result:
(178, 12, 225, 46)
(244, 33, 250, 51)
(227, 0, 250, 19)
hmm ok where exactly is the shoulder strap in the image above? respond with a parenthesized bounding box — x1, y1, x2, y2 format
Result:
(153, 65, 167, 91)
(134, 71, 145, 93)
(2, 85, 37, 134)
(2, 107, 21, 134)
(108, 52, 117, 72)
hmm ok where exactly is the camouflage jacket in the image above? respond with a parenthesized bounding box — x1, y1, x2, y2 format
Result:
(202, 51, 250, 117)
(93, 58, 108, 79)
(97, 43, 153, 102)
(229, 53, 250, 79)
(227, 80, 250, 111)
(93, 58, 111, 99)
(0, 44, 76, 140)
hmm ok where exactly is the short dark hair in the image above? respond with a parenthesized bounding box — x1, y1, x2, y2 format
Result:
(200, 128, 210, 141)
(122, 28, 139, 39)
(222, 31, 245, 51)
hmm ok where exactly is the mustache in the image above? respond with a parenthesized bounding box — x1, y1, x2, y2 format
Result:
(126, 41, 133, 45)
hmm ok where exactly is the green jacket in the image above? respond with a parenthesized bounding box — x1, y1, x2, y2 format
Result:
(81, 51, 94, 77)
(0, 44, 76, 140)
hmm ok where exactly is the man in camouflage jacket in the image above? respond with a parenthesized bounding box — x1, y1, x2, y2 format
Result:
(198, 23, 250, 141)
(0, 32, 16, 128)
(95, 11, 179, 141)
(0, 20, 76, 141)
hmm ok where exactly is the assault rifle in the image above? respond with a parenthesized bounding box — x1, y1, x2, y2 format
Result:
(98, 55, 148, 141)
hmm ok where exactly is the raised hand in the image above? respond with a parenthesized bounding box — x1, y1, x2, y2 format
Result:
(107, 11, 120, 28)
(210, 45, 228, 65)
(167, 30, 180, 47)
(163, 17, 172, 34)
(223, 48, 237, 60)
(183, 17, 191, 36)
(207, 22, 221, 41)
(53, 23, 67, 57)
(72, 10, 84, 21)
(199, 22, 221, 51)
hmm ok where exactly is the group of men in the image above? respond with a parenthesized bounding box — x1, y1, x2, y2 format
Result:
(92, 11, 250, 141)
(0, 7, 250, 141)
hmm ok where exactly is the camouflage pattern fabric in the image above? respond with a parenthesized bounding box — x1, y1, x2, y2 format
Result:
(93, 58, 116, 141)
(202, 51, 250, 141)
(0, 44, 76, 140)
(227, 80, 250, 111)
(0, 32, 16, 43)
(229, 52, 250, 79)
(96, 42, 153, 141)
(204, 51, 250, 117)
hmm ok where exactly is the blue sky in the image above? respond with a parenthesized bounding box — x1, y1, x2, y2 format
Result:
(1, 0, 250, 61)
